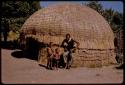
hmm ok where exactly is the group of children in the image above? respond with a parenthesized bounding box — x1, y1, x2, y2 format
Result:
(47, 42, 60, 70)
(46, 33, 79, 70)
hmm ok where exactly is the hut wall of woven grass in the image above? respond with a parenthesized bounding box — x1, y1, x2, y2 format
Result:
(20, 3, 116, 67)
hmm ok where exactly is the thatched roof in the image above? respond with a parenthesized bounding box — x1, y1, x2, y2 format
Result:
(20, 3, 114, 49)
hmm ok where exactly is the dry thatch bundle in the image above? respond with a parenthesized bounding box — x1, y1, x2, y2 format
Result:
(20, 3, 116, 67)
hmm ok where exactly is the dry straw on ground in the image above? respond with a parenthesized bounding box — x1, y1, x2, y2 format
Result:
(20, 3, 116, 67)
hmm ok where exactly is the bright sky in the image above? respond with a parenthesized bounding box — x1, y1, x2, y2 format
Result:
(40, 1, 123, 13)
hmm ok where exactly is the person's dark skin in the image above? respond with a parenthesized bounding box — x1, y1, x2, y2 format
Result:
(47, 42, 54, 70)
(66, 34, 70, 41)
(62, 34, 80, 69)
(66, 34, 80, 49)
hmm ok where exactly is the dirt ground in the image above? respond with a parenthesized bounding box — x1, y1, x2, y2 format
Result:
(1, 49, 123, 84)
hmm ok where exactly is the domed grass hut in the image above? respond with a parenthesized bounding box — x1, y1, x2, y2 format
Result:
(20, 3, 116, 67)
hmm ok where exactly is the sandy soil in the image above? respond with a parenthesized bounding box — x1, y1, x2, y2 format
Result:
(1, 49, 123, 84)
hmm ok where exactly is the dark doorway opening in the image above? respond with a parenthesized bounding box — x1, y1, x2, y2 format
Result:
(25, 37, 40, 60)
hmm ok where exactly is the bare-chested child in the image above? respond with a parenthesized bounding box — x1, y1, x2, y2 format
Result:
(53, 48, 60, 70)
(47, 42, 54, 70)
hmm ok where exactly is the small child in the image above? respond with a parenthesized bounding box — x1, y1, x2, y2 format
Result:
(47, 42, 54, 70)
(53, 48, 60, 70)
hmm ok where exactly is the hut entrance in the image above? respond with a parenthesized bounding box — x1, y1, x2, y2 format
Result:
(26, 37, 40, 60)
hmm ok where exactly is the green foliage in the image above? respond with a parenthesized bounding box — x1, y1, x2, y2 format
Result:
(1, 1, 41, 32)
(86, 1, 123, 32)
(86, 1, 103, 15)
(103, 9, 123, 31)
(1, 1, 41, 42)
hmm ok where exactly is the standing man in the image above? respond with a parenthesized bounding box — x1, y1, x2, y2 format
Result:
(61, 33, 79, 69)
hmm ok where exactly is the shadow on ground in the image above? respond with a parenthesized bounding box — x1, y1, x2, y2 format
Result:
(11, 50, 38, 61)
(11, 50, 49, 69)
